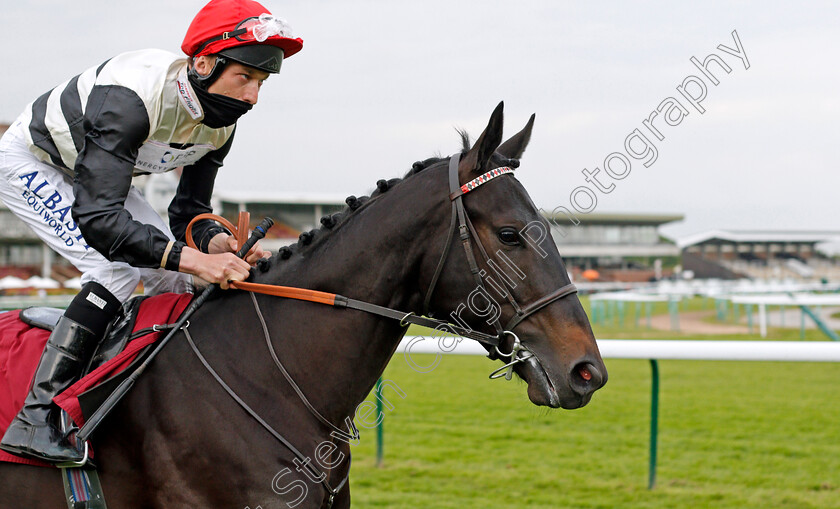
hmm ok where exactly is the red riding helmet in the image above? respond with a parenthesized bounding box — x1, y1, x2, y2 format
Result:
(182, 0, 303, 74)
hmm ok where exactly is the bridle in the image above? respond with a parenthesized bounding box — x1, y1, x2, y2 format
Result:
(221, 153, 579, 378)
(220, 153, 578, 379)
(183, 152, 579, 506)
(420, 154, 578, 377)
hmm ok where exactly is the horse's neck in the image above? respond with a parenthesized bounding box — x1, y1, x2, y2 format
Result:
(253, 168, 450, 424)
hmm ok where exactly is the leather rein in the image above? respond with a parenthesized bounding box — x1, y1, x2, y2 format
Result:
(181, 153, 578, 506)
(186, 153, 577, 359)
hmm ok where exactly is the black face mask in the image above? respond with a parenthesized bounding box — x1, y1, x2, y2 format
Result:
(188, 72, 253, 128)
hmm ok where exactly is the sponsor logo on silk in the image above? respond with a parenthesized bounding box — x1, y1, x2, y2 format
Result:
(135, 140, 215, 173)
(176, 68, 202, 120)
(17, 171, 89, 249)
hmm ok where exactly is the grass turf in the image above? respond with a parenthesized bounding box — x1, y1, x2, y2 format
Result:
(348, 353, 840, 508)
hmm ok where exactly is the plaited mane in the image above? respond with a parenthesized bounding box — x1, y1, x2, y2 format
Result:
(255, 130, 521, 274)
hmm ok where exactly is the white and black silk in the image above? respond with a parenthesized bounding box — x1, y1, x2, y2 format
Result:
(18, 49, 237, 271)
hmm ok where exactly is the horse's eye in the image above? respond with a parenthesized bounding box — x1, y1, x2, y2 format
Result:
(498, 228, 520, 245)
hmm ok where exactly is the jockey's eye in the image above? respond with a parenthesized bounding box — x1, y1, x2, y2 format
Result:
(498, 228, 520, 246)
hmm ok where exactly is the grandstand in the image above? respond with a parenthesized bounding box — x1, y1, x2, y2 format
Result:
(2, 162, 839, 285)
(213, 191, 347, 251)
(679, 230, 840, 281)
(546, 212, 684, 281)
(137, 176, 348, 251)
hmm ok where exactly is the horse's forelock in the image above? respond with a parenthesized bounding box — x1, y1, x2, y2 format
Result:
(457, 129, 471, 152)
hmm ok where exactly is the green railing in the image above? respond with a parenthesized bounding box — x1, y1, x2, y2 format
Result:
(374, 339, 840, 489)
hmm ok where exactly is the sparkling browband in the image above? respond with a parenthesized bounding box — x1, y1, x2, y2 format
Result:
(460, 166, 515, 194)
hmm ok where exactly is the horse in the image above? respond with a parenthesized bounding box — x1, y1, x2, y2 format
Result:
(0, 103, 607, 508)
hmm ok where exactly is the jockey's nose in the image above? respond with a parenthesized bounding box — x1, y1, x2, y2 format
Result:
(241, 83, 259, 105)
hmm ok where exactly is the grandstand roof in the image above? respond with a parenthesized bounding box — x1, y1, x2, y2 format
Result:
(678, 230, 840, 249)
(215, 191, 347, 206)
(545, 212, 684, 226)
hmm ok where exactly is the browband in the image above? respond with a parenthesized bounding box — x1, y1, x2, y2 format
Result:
(449, 166, 515, 200)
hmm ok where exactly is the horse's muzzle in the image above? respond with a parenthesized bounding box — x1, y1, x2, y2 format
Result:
(519, 350, 608, 409)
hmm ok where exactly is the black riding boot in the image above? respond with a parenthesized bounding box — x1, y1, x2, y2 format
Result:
(0, 282, 120, 463)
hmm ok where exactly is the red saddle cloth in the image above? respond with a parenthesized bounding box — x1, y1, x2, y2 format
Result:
(0, 292, 192, 467)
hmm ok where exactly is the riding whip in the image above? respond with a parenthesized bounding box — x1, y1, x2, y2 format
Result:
(75, 216, 274, 444)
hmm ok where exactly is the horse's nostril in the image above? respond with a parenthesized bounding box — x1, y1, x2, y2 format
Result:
(572, 361, 605, 392)
(578, 365, 593, 381)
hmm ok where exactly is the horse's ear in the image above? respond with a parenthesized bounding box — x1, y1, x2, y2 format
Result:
(460, 102, 505, 175)
(497, 113, 535, 160)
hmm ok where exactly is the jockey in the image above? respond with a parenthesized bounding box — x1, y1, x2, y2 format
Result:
(0, 0, 303, 463)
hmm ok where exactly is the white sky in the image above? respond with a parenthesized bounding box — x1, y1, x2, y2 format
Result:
(2, 1, 839, 248)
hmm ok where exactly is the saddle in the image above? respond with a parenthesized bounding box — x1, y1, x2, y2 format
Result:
(1, 293, 192, 463)
(20, 296, 148, 376)
(19, 297, 155, 425)
(0, 294, 191, 508)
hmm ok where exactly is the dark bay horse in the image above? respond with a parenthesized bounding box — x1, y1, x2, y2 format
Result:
(0, 103, 606, 508)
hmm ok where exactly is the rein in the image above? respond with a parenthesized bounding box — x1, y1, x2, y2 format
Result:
(230, 280, 509, 348)
(183, 320, 349, 508)
(182, 153, 579, 505)
(189, 154, 577, 354)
